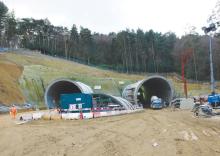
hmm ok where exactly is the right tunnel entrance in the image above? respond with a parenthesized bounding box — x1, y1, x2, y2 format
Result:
(137, 77, 172, 108)
(122, 76, 173, 108)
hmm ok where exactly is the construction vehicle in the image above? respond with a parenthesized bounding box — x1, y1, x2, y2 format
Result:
(193, 104, 213, 117)
(208, 93, 220, 108)
(192, 95, 218, 117)
(150, 96, 163, 109)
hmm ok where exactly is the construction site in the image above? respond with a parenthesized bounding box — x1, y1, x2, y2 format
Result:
(2, 1, 220, 154)
(0, 50, 220, 156)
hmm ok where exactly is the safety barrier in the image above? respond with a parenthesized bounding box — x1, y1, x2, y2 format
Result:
(61, 109, 143, 120)
(17, 108, 143, 122)
(18, 110, 53, 121)
(32, 112, 44, 120)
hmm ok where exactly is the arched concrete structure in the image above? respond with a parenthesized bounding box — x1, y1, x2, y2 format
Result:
(92, 93, 135, 110)
(44, 79, 93, 109)
(122, 76, 173, 108)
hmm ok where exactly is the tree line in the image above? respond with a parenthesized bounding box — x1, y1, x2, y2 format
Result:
(0, 1, 220, 81)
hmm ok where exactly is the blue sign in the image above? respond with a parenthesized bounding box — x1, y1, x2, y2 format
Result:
(60, 93, 93, 112)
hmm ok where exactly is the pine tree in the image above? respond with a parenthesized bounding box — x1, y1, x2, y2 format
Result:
(0, 1, 8, 45)
(5, 11, 16, 47)
(70, 24, 79, 58)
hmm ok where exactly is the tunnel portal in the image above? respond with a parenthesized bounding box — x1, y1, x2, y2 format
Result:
(122, 76, 173, 108)
(44, 79, 93, 109)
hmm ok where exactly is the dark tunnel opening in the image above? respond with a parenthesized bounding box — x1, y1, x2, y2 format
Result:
(137, 78, 172, 108)
(45, 81, 82, 109)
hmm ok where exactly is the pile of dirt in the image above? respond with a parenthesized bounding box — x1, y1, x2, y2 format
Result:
(0, 55, 25, 105)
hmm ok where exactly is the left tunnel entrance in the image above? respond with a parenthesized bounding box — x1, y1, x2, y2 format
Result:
(44, 79, 93, 109)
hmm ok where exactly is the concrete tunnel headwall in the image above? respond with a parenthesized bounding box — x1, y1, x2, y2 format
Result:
(44, 79, 93, 109)
(122, 76, 173, 108)
(92, 93, 135, 110)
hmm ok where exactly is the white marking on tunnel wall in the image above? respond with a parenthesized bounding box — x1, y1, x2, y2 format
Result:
(118, 81, 124, 85)
(94, 85, 101, 90)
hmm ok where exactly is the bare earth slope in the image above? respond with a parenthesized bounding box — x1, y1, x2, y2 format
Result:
(1, 110, 220, 156)
(0, 54, 25, 104)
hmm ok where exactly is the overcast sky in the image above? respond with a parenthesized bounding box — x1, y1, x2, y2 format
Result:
(2, 0, 218, 36)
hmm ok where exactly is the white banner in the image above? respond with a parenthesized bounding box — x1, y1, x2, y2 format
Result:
(69, 104, 76, 111)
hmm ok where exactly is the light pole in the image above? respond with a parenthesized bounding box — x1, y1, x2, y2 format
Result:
(209, 35, 215, 93)
(202, 23, 216, 94)
(63, 31, 70, 60)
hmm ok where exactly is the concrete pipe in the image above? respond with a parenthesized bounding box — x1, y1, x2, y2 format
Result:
(44, 79, 93, 109)
(122, 76, 173, 108)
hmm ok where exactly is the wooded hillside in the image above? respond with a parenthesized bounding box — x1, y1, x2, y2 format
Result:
(0, 1, 220, 81)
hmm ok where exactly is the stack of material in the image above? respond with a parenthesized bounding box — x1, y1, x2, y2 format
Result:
(42, 110, 61, 120)
(179, 98, 194, 110)
(50, 114, 62, 120)
(41, 113, 51, 120)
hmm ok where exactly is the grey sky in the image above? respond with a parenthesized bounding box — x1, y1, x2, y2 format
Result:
(3, 0, 218, 36)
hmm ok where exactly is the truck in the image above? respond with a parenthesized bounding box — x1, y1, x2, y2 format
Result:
(150, 96, 163, 109)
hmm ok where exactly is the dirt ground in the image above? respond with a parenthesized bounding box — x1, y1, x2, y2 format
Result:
(1, 109, 220, 156)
